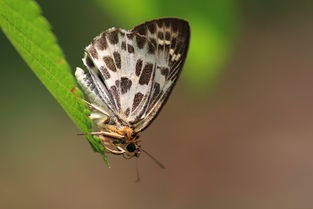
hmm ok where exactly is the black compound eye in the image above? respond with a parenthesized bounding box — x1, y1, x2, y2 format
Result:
(126, 143, 136, 152)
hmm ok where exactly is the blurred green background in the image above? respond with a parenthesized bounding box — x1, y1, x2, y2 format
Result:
(1, 0, 313, 209)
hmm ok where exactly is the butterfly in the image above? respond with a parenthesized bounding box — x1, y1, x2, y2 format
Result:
(75, 18, 190, 165)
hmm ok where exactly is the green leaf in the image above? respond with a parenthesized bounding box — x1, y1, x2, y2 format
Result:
(0, 0, 108, 164)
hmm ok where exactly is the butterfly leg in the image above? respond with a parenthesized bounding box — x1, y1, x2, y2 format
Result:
(104, 146, 124, 155)
(88, 113, 129, 137)
(99, 136, 126, 155)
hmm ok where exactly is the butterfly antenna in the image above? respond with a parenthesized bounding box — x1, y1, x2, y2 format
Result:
(141, 149, 165, 169)
(135, 158, 141, 183)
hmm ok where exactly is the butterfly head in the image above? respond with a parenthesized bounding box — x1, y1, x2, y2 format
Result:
(106, 134, 141, 159)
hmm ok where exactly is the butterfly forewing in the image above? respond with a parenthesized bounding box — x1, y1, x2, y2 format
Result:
(77, 18, 190, 133)
(131, 18, 190, 132)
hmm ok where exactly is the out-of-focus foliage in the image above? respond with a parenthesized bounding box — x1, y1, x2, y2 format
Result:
(96, 0, 239, 91)
(0, 0, 108, 164)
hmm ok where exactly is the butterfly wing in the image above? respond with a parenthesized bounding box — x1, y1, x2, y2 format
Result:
(77, 18, 190, 131)
(131, 18, 190, 132)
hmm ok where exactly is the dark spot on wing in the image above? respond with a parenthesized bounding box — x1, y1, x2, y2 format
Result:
(110, 85, 121, 110)
(132, 94, 149, 122)
(127, 44, 135, 53)
(154, 82, 160, 94)
(165, 32, 170, 40)
(115, 80, 120, 88)
(121, 41, 126, 50)
(147, 23, 156, 33)
(97, 33, 107, 50)
(160, 67, 169, 77)
(86, 56, 95, 68)
(103, 56, 116, 72)
(127, 33, 134, 40)
(156, 20, 163, 28)
(120, 77, 132, 94)
(88, 45, 98, 59)
(157, 32, 164, 40)
(135, 59, 143, 76)
(107, 30, 119, 45)
(97, 71, 105, 85)
(148, 42, 155, 54)
(135, 26, 146, 36)
(164, 44, 170, 53)
(171, 37, 177, 49)
(158, 44, 164, 51)
(136, 35, 145, 49)
(164, 19, 170, 27)
(119, 31, 125, 37)
(100, 66, 110, 79)
(139, 63, 153, 85)
(113, 51, 121, 69)
(132, 92, 144, 111)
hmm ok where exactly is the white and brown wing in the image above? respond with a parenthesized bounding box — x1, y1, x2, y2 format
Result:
(131, 18, 190, 132)
(77, 18, 190, 131)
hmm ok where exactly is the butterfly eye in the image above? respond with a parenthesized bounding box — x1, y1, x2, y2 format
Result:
(86, 56, 95, 68)
(126, 143, 136, 152)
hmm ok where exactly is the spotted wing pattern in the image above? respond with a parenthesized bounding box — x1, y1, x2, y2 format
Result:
(76, 18, 190, 132)
(131, 18, 190, 132)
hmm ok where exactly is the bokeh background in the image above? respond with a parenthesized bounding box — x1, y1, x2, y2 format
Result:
(1, 0, 313, 208)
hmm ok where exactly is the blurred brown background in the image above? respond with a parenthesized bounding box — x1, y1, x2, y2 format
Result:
(1, 0, 313, 209)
